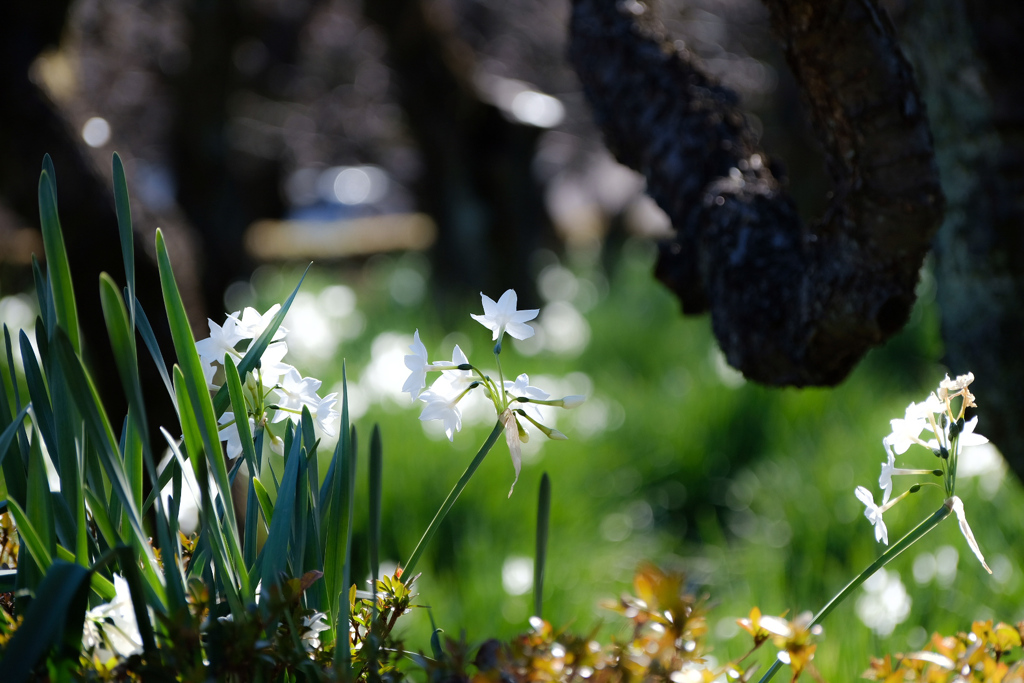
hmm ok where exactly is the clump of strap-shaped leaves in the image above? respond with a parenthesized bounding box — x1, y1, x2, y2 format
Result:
(0, 155, 401, 681)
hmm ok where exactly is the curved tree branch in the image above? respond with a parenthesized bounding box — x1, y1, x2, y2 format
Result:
(569, 0, 944, 386)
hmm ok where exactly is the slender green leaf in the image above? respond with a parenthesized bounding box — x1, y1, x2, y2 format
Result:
(534, 472, 551, 619)
(112, 153, 136, 326)
(38, 166, 80, 354)
(0, 560, 91, 683)
(26, 431, 55, 558)
(7, 498, 52, 571)
(335, 424, 358, 673)
(83, 488, 119, 550)
(223, 356, 258, 472)
(173, 368, 243, 613)
(156, 230, 242, 561)
(252, 476, 274, 529)
(31, 255, 56, 339)
(369, 423, 382, 585)
(51, 329, 165, 602)
(262, 430, 303, 592)
(51, 330, 141, 535)
(19, 330, 57, 466)
(131, 293, 175, 403)
(323, 365, 350, 646)
(0, 404, 31, 474)
(244, 477, 259, 570)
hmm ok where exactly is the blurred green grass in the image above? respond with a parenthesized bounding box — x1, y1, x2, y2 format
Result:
(5, 238, 1021, 679)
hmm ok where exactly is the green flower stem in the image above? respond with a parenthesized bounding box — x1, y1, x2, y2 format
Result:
(402, 420, 505, 582)
(757, 503, 951, 683)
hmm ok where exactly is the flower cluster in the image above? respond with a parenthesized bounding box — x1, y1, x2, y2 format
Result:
(194, 305, 340, 459)
(403, 290, 585, 495)
(854, 373, 992, 572)
(865, 620, 1024, 683)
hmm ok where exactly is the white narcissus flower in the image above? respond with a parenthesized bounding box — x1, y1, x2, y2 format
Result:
(878, 442, 926, 505)
(82, 574, 144, 663)
(504, 373, 549, 422)
(271, 367, 323, 419)
(855, 486, 889, 545)
(219, 411, 256, 460)
(926, 415, 988, 451)
(949, 496, 992, 574)
(402, 329, 431, 400)
(195, 312, 245, 367)
(309, 392, 340, 437)
(418, 386, 463, 441)
(233, 304, 287, 341)
(252, 340, 292, 387)
(438, 345, 475, 393)
(886, 396, 943, 455)
(470, 290, 539, 342)
(300, 611, 331, 652)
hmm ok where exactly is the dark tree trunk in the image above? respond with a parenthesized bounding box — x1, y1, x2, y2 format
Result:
(569, 0, 944, 385)
(897, 0, 1024, 481)
(167, 0, 300, 319)
(363, 0, 556, 306)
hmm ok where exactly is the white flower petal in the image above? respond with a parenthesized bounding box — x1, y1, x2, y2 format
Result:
(949, 496, 992, 574)
(503, 409, 522, 497)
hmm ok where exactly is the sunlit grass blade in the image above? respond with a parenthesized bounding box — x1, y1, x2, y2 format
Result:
(37, 162, 80, 354)
(0, 560, 92, 683)
(244, 477, 259, 570)
(291, 411, 314, 576)
(7, 498, 52, 571)
(369, 423, 382, 585)
(51, 329, 165, 602)
(223, 356, 258, 472)
(534, 472, 550, 619)
(26, 432, 56, 562)
(323, 365, 350, 647)
(261, 425, 303, 593)
(156, 230, 244, 580)
(0, 404, 31, 475)
(335, 425, 357, 675)
(18, 330, 57, 466)
(51, 330, 142, 538)
(112, 153, 136, 326)
(173, 367, 243, 614)
(83, 488, 119, 550)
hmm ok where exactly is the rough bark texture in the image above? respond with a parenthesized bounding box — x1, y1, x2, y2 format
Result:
(569, 0, 944, 386)
(898, 0, 1024, 480)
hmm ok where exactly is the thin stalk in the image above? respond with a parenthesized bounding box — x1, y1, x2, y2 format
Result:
(402, 421, 504, 581)
(756, 503, 951, 683)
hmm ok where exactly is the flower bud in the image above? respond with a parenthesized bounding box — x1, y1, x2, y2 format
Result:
(560, 395, 586, 409)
